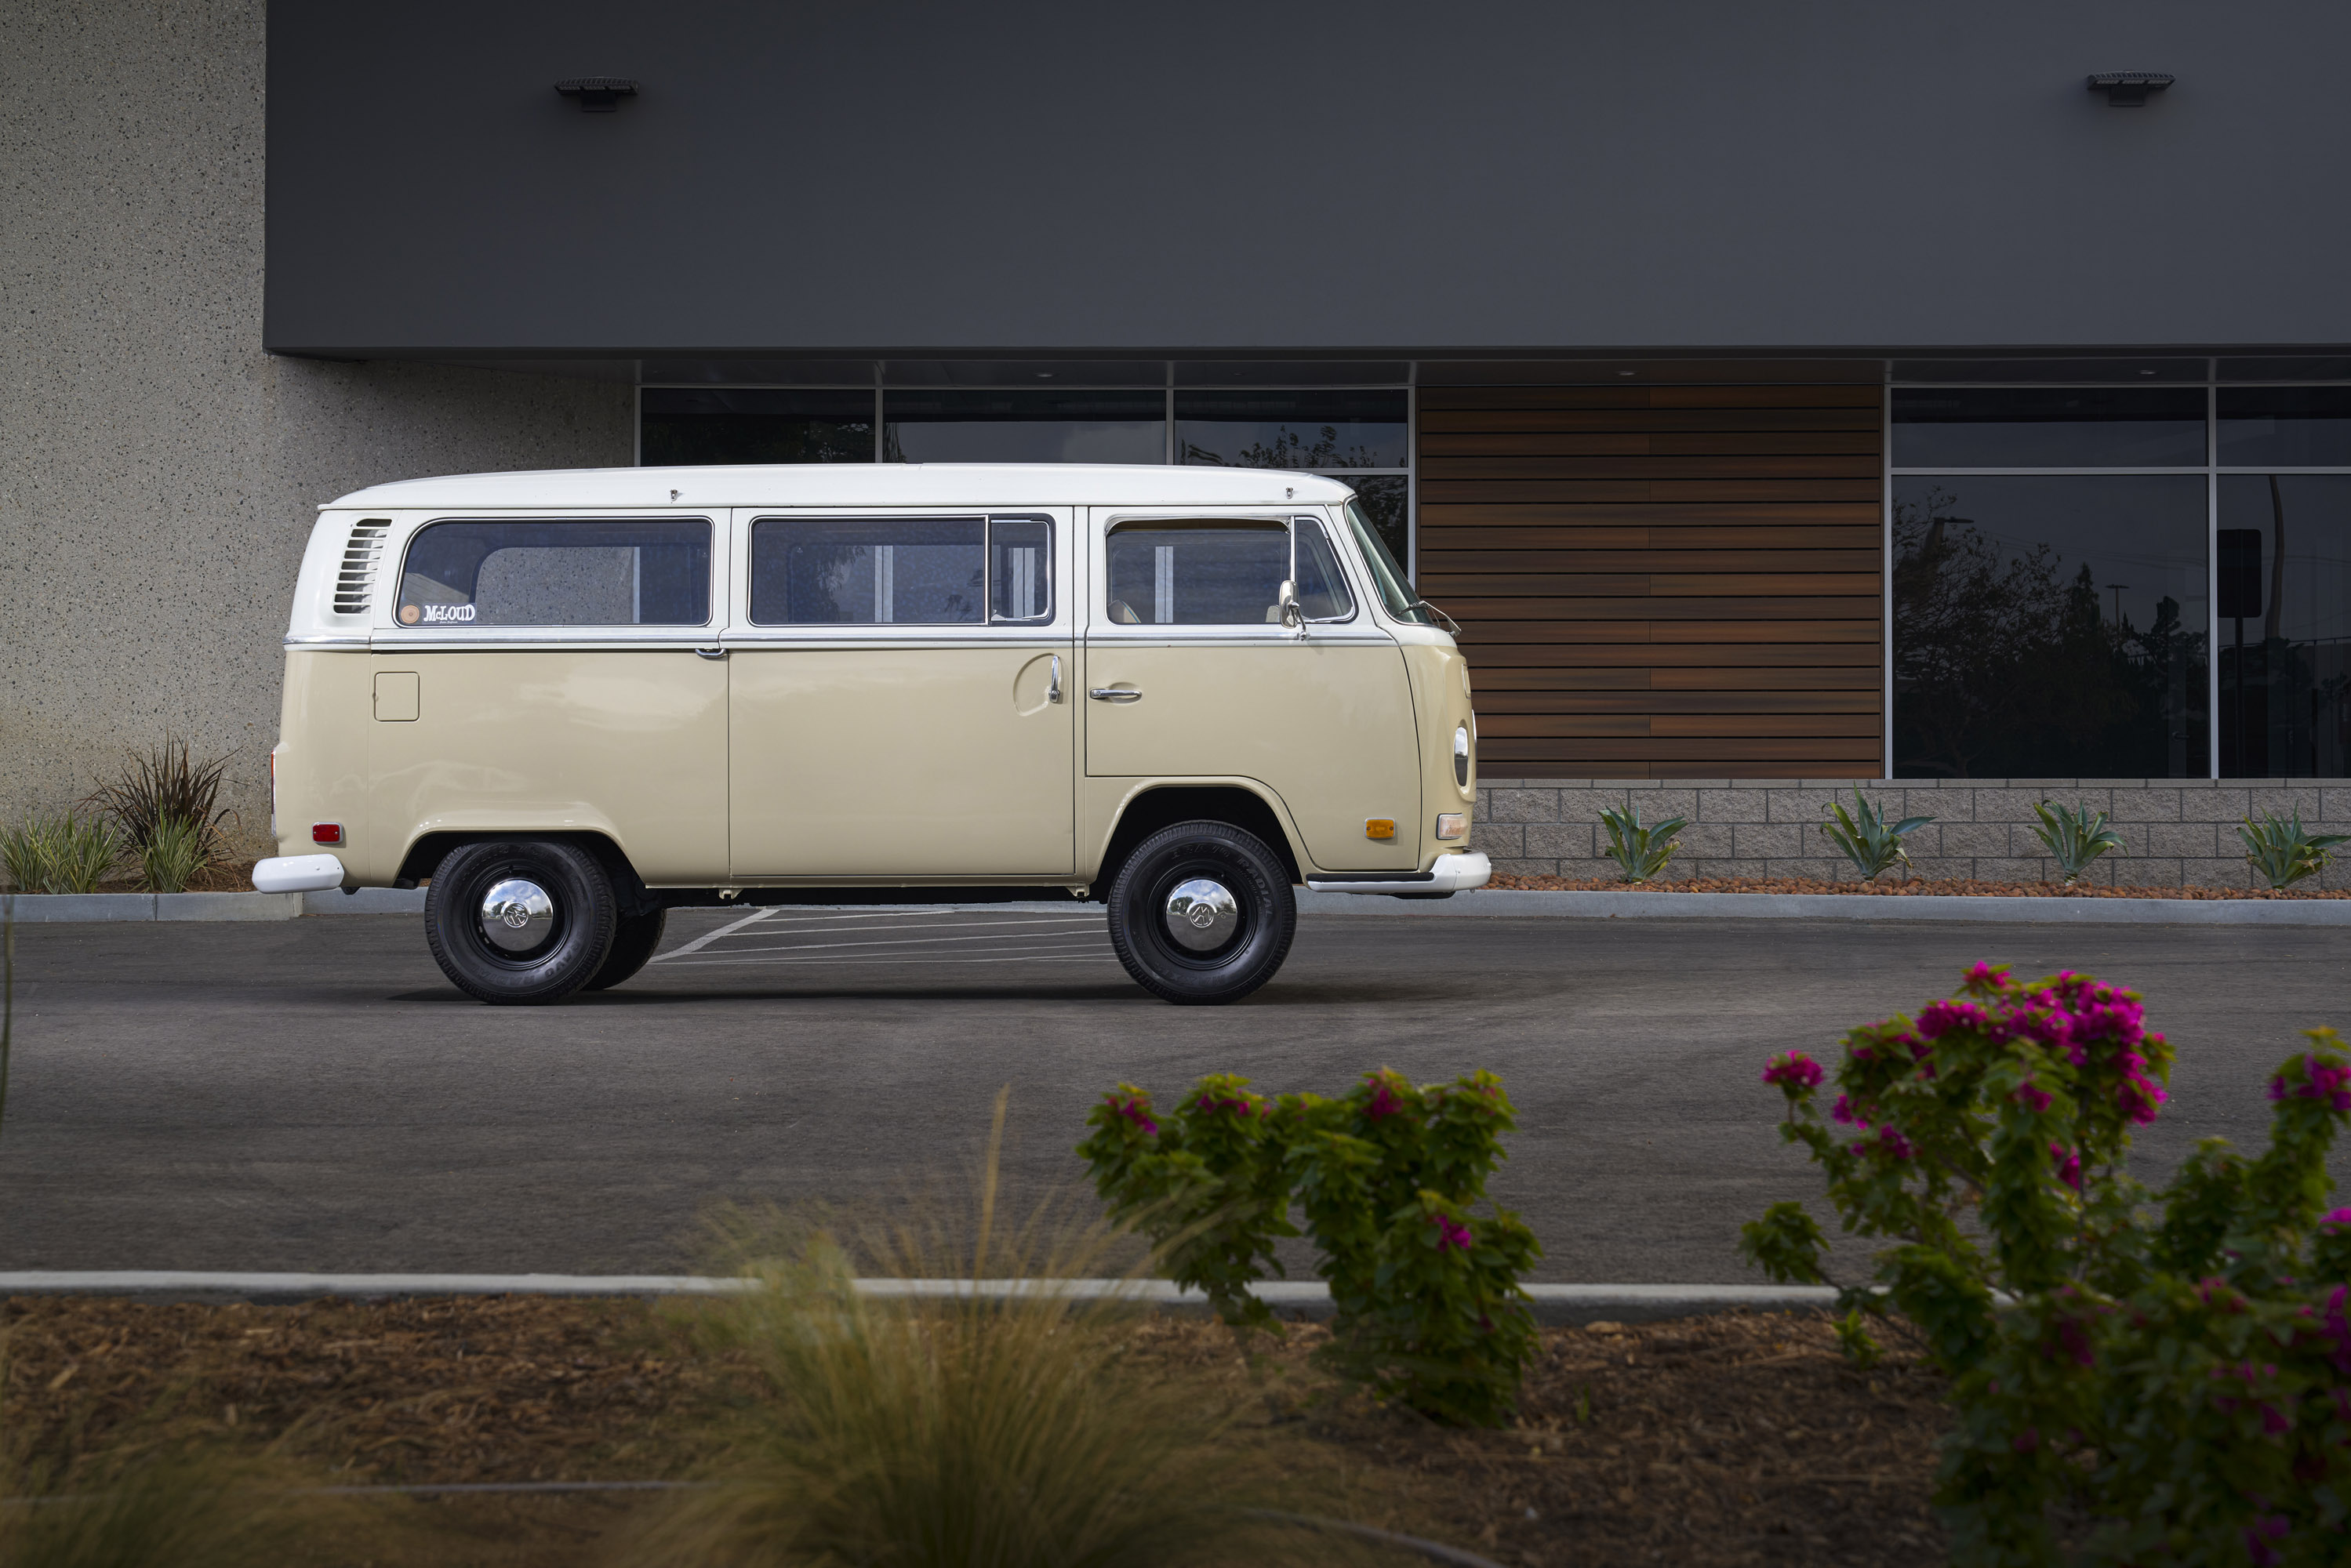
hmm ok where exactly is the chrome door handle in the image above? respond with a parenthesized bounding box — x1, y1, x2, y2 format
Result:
(1048, 653, 1063, 703)
(1088, 687, 1141, 703)
(694, 648, 727, 660)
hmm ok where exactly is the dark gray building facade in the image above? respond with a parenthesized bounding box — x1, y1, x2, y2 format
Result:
(9, 1, 2349, 884)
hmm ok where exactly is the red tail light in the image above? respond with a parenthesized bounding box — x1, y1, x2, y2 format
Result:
(312, 823, 343, 845)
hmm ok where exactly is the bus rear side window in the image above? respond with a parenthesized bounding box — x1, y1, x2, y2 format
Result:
(397, 519, 711, 626)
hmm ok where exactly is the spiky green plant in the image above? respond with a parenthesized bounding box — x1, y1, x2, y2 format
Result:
(0, 815, 120, 895)
(1598, 802, 1688, 884)
(2029, 800, 2125, 886)
(83, 739, 236, 862)
(1817, 790, 1933, 881)
(2237, 808, 2351, 890)
(628, 1096, 1309, 1568)
(138, 816, 209, 894)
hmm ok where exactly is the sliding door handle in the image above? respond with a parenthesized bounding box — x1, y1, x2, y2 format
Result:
(1088, 686, 1142, 703)
(1048, 653, 1063, 703)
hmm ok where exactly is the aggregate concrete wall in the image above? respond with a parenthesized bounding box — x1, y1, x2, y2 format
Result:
(1472, 779, 2351, 892)
(0, 0, 634, 841)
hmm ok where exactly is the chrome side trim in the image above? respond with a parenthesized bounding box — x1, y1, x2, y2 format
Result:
(283, 634, 370, 648)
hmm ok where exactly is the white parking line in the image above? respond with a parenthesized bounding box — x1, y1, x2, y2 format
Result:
(649, 906, 773, 961)
(713, 920, 1103, 957)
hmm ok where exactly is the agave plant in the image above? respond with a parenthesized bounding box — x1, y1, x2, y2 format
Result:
(2029, 800, 2125, 886)
(1818, 790, 1933, 881)
(1598, 802, 1688, 884)
(2237, 808, 2351, 890)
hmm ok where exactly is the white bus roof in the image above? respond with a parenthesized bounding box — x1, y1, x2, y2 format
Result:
(326, 464, 1364, 511)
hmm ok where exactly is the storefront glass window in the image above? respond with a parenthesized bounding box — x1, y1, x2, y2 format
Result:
(2218, 388, 2351, 467)
(882, 390, 1165, 463)
(2216, 476, 2351, 777)
(638, 389, 873, 464)
(1891, 477, 2207, 778)
(1893, 388, 2206, 467)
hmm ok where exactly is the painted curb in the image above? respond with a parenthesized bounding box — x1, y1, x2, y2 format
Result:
(0, 1271, 1833, 1325)
(1294, 887, 2351, 924)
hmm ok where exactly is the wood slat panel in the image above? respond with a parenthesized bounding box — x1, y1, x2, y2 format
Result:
(1476, 690, 1880, 716)
(1422, 455, 1882, 481)
(1420, 503, 1880, 526)
(1419, 381, 1884, 777)
(1421, 481, 1883, 503)
(1464, 643, 1880, 667)
(1419, 408, 1882, 435)
(1442, 597, 1877, 621)
(1423, 573, 1880, 598)
(1422, 550, 1881, 573)
(1420, 385, 1883, 411)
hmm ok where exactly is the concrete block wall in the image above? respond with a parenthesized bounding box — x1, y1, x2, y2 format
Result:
(1471, 779, 2351, 892)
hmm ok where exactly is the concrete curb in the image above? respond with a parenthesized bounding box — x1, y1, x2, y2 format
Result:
(1, 891, 303, 922)
(304, 887, 429, 915)
(0, 1270, 1832, 1325)
(1294, 887, 2351, 924)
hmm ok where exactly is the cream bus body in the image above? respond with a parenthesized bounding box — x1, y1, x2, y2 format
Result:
(260, 464, 1484, 1004)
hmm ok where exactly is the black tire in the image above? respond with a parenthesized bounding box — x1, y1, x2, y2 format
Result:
(423, 840, 617, 1006)
(582, 908, 667, 992)
(1106, 821, 1296, 1005)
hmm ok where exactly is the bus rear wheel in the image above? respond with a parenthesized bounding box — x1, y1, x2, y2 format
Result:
(424, 840, 618, 1005)
(1106, 821, 1295, 1005)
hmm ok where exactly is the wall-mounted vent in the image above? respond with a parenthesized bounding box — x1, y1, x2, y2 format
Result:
(332, 519, 390, 616)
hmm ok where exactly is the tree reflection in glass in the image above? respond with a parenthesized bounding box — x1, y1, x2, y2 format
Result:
(2218, 476, 2351, 777)
(1892, 478, 2207, 779)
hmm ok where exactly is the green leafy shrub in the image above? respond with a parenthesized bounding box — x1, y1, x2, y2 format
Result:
(0, 814, 120, 894)
(1743, 963, 2351, 1565)
(2237, 808, 2349, 891)
(1079, 1069, 1541, 1426)
(2027, 800, 2124, 886)
(1817, 789, 1932, 880)
(1598, 803, 1688, 884)
(137, 815, 209, 894)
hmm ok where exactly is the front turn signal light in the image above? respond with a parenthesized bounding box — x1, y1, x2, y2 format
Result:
(1436, 813, 1466, 840)
(1364, 818, 1395, 840)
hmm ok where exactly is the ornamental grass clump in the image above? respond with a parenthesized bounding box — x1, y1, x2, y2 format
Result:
(1817, 789, 1932, 880)
(1597, 803, 1687, 884)
(628, 1096, 1304, 1568)
(1080, 1069, 1540, 1427)
(0, 815, 119, 894)
(2027, 799, 2124, 886)
(2237, 808, 2349, 890)
(1744, 962, 2351, 1566)
(84, 739, 236, 872)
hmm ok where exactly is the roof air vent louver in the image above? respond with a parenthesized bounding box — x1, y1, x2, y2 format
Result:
(333, 520, 390, 616)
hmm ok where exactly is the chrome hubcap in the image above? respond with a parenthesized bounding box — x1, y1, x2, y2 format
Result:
(1164, 877, 1238, 952)
(479, 877, 555, 953)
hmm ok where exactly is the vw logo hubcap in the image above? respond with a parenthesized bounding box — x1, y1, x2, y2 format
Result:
(478, 877, 555, 953)
(1163, 878, 1239, 952)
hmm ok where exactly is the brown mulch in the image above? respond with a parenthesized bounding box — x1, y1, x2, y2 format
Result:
(1491, 873, 2348, 899)
(3, 1295, 1946, 1566)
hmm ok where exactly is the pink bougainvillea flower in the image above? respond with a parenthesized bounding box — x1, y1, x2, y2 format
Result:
(1363, 1076, 1406, 1120)
(1917, 999, 1989, 1040)
(2014, 1080, 2053, 1114)
(1196, 1094, 1253, 1117)
(1110, 1095, 1158, 1135)
(1429, 1214, 1473, 1252)
(2051, 1142, 2082, 1191)
(1762, 1052, 1823, 1091)
(2011, 1426, 2039, 1453)
(1830, 1094, 1857, 1126)
(1963, 961, 2010, 990)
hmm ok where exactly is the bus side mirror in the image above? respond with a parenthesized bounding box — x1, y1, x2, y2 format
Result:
(1277, 579, 1303, 629)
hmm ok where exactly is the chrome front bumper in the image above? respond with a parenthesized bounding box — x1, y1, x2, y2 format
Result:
(253, 854, 347, 894)
(1304, 851, 1492, 897)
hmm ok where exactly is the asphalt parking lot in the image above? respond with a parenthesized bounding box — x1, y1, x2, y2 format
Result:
(1, 908, 2344, 1283)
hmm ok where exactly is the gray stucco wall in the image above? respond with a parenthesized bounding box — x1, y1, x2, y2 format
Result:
(269, 0, 2351, 357)
(1, 1, 634, 844)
